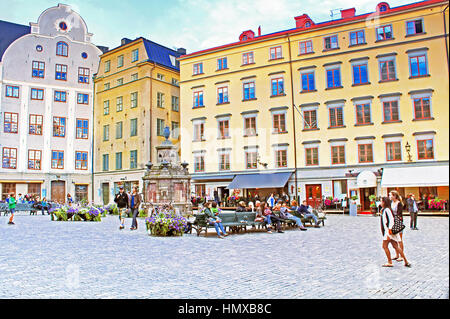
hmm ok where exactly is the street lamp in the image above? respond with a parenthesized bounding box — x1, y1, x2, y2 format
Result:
(405, 142, 412, 162)
(256, 155, 268, 168)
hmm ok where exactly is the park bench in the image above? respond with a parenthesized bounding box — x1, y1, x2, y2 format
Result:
(0, 202, 38, 216)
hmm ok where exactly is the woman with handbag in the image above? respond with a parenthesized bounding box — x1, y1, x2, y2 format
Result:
(389, 190, 406, 262)
(380, 197, 411, 267)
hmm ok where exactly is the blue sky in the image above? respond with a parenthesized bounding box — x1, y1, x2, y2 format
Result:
(0, 0, 415, 53)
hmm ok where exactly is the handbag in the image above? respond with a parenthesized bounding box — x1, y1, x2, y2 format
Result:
(392, 214, 405, 235)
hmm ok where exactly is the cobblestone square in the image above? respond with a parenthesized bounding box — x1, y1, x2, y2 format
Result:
(0, 213, 448, 299)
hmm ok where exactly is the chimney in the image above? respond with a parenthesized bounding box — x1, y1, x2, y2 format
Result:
(340, 8, 356, 19)
(177, 48, 187, 55)
(121, 38, 132, 46)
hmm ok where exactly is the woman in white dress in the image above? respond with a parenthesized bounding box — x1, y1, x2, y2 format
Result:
(380, 197, 411, 267)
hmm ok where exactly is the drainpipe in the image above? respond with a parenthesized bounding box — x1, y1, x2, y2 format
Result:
(91, 79, 95, 204)
(443, 4, 449, 74)
(149, 63, 156, 163)
(286, 34, 299, 202)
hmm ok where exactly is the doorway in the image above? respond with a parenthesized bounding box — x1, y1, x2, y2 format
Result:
(305, 184, 322, 208)
(51, 181, 65, 204)
(360, 187, 376, 211)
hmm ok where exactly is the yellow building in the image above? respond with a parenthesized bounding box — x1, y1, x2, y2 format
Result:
(93, 37, 184, 204)
(179, 0, 449, 211)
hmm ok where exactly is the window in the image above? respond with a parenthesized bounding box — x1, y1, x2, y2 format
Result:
(326, 68, 341, 88)
(386, 142, 402, 161)
(156, 119, 165, 136)
(5, 85, 19, 98)
(76, 119, 89, 139)
(131, 73, 138, 81)
(217, 57, 227, 70)
(131, 49, 139, 62)
(301, 72, 315, 91)
(417, 139, 434, 160)
(32, 61, 45, 78)
(305, 147, 319, 166)
(376, 25, 393, 41)
(130, 150, 137, 169)
(171, 78, 179, 86)
(246, 151, 258, 169)
(350, 30, 365, 45)
(103, 125, 109, 141)
(55, 64, 67, 81)
(193, 122, 204, 141)
(299, 40, 313, 54)
(2, 147, 17, 169)
(193, 63, 203, 75)
(242, 52, 254, 65)
(116, 121, 123, 139)
(28, 150, 41, 170)
(171, 121, 179, 139)
(4, 112, 18, 133)
(244, 116, 257, 136)
(219, 153, 230, 171)
(271, 78, 284, 96)
(193, 91, 204, 108)
(218, 119, 229, 139)
(157, 73, 165, 81)
(103, 100, 110, 115)
(352, 63, 369, 85)
(75, 151, 88, 170)
(117, 55, 124, 68)
(29, 114, 43, 135)
(273, 113, 286, 133)
(269, 46, 282, 60)
(104, 83, 110, 90)
(413, 97, 431, 120)
(355, 104, 371, 125)
(116, 96, 123, 112)
(194, 155, 205, 172)
(406, 19, 424, 35)
(130, 118, 137, 137)
(329, 107, 344, 127)
(331, 146, 345, 164)
(243, 82, 256, 100)
(303, 110, 317, 129)
(31, 88, 44, 100)
(276, 150, 287, 168)
(56, 42, 68, 57)
(379, 59, 396, 81)
(53, 117, 66, 137)
(115, 152, 122, 170)
(358, 144, 373, 163)
(102, 154, 109, 171)
(217, 87, 229, 104)
(77, 93, 89, 104)
(78, 68, 90, 83)
(383, 101, 400, 122)
(54, 90, 67, 102)
(131, 92, 138, 108)
(409, 55, 428, 77)
(51, 151, 64, 169)
(157, 92, 165, 108)
(117, 78, 123, 86)
(104, 61, 110, 72)
(324, 35, 339, 50)
(171, 96, 179, 111)
(195, 184, 206, 197)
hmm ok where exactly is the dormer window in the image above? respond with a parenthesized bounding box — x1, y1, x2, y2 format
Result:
(56, 41, 68, 57)
(305, 21, 311, 28)
(380, 5, 387, 12)
(242, 36, 247, 41)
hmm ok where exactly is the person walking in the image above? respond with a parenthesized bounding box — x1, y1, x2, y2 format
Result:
(129, 186, 141, 230)
(389, 190, 406, 262)
(7, 193, 16, 225)
(267, 193, 275, 209)
(380, 196, 411, 267)
(114, 186, 129, 230)
(406, 194, 419, 230)
(204, 201, 228, 238)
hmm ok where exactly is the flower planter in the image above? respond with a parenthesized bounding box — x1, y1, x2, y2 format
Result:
(145, 210, 188, 237)
(50, 205, 104, 222)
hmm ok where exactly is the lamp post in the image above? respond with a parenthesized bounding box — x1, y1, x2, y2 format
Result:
(256, 155, 268, 169)
(405, 142, 412, 162)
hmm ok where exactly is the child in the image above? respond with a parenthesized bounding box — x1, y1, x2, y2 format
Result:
(8, 193, 16, 225)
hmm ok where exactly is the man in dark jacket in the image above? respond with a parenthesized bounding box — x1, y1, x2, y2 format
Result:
(129, 186, 142, 230)
(114, 186, 129, 230)
(298, 200, 321, 227)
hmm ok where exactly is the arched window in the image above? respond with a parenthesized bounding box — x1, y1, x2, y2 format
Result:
(380, 5, 387, 12)
(56, 41, 68, 57)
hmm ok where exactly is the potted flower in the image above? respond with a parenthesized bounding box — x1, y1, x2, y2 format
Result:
(145, 209, 188, 237)
(369, 194, 377, 216)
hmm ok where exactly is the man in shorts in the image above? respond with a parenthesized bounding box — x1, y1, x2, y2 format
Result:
(114, 186, 129, 230)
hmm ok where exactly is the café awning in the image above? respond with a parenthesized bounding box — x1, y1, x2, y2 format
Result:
(227, 172, 292, 189)
(381, 165, 449, 188)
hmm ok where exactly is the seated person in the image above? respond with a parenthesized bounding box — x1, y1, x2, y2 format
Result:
(40, 197, 49, 215)
(262, 202, 283, 233)
(298, 200, 321, 227)
(235, 201, 247, 212)
(280, 202, 307, 231)
(204, 202, 228, 238)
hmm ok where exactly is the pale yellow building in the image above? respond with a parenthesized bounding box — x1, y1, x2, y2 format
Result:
(179, 0, 449, 211)
(93, 37, 184, 204)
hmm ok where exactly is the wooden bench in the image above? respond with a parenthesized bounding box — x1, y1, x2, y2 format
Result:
(0, 203, 38, 216)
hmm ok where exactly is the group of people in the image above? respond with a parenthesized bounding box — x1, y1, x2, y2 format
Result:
(114, 185, 142, 230)
(201, 198, 322, 238)
(4, 193, 51, 225)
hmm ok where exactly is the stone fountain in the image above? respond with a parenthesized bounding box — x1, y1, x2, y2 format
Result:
(142, 126, 192, 216)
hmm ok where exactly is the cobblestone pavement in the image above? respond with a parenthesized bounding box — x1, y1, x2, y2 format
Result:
(0, 213, 448, 299)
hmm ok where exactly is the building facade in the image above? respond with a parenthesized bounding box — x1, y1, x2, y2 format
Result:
(179, 0, 449, 209)
(93, 37, 184, 205)
(0, 4, 102, 203)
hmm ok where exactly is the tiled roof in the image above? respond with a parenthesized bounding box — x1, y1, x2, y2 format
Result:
(0, 20, 30, 61)
(142, 38, 181, 71)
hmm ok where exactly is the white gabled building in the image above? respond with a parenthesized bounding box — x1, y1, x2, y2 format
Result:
(0, 4, 102, 203)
